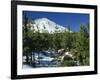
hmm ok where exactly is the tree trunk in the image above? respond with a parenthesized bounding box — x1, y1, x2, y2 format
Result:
(26, 53, 29, 64)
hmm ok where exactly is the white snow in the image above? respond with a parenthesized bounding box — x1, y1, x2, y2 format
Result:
(22, 64, 33, 69)
(29, 18, 72, 33)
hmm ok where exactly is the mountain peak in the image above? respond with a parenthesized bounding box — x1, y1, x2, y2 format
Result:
(41, 18, 49, 21)
(30, 18, 72, 33)
(35, 17, 50, 22)
(35, 17, 56, 26)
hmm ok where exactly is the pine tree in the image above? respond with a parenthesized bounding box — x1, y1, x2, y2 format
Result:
(75, 24, 89, 65)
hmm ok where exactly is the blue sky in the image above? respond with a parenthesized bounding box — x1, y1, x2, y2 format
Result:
(23, 11, 89, 32)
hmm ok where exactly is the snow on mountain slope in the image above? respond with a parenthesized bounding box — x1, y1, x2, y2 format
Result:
(29, 18, 71, 33)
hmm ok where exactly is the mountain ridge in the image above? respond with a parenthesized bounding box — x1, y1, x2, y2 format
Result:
(28, 18, 72, 33)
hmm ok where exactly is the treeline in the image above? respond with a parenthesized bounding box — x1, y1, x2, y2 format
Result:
(23, 15, 89, 66)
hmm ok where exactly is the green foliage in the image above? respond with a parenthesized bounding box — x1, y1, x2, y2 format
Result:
(61, 60, 76, 66)
(61, 56, 76, 66)
(73, 24, 89, 65)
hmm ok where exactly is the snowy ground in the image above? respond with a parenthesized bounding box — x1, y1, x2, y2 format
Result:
(22, 64, 33, 69)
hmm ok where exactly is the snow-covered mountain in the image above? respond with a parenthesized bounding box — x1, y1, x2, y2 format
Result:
(28, 18, 72, 33)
